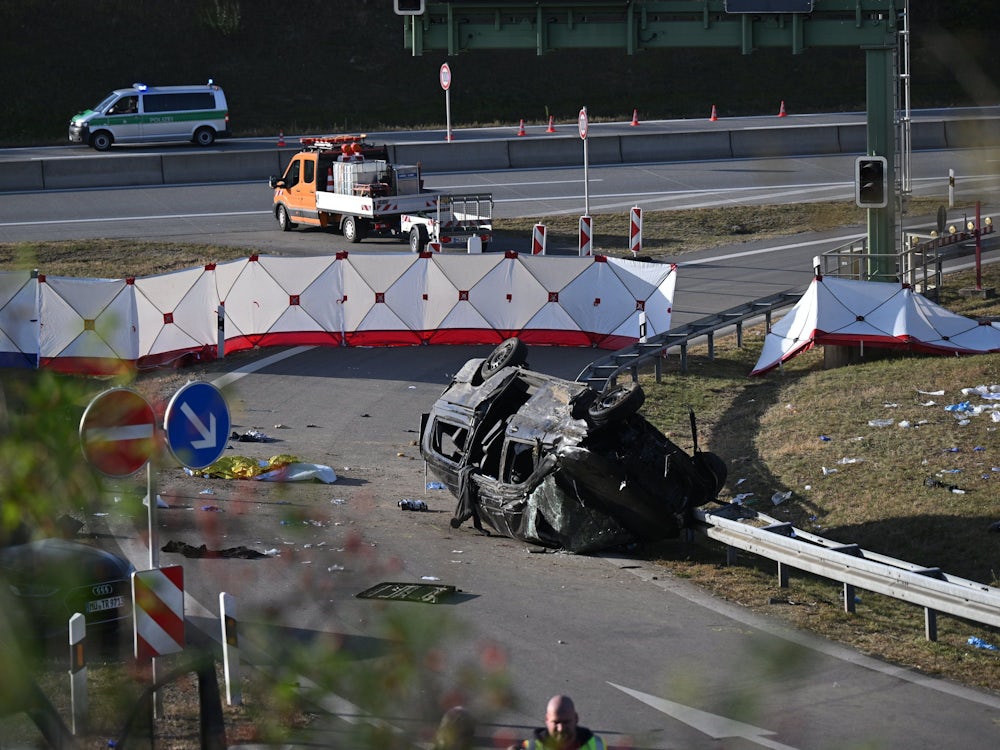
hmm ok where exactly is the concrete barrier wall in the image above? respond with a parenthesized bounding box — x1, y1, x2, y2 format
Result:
(3, 115, 999, 193)
(620, 131, 733, 162)
(0, 160, 44, 192)
(731, 125, 841, 159)
(162, 149, 286, 184)
(391, 139, 511, 171)
(42, 154, 164, 190)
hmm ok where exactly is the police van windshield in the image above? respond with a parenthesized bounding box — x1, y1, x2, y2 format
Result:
(94, 92, 120, 113)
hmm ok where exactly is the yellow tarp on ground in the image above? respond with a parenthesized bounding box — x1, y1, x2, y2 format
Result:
(190, 454, 300, 480)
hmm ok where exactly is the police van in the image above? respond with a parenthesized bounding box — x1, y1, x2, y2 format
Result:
(68, 81, 230, 151)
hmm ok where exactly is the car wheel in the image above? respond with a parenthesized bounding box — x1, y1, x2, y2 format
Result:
(343, 216, 364, 243)
(409, 225, 429, 253)
(276, 205, 295, 231)
(90, 131, 113, 151)
(478, 337, 528, 380)
(587, 382, 645, 426)
(193, 126, 216, 147)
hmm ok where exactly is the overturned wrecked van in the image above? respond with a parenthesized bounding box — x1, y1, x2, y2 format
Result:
(420, 339, 727, 553)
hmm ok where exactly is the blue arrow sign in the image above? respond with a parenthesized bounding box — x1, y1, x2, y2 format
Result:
(164, 381, 231, 469)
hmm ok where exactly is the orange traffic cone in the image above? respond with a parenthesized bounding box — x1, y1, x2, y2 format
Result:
(777, 100, 787, 117)
(709, 105, 718, 121)
(277, 130, 286, 147)
(326, 165, 334, 192)
(630, 108, 639, 127)
(517, 119, 526, 136)
(546, 115, 556, 133)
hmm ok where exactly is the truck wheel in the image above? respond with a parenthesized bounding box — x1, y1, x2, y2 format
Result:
(90, 131, 113, 151)
(276, 205, 295, 231)
(193, 127, 216, 147)
(409, 225, 429, 253)
(343, 216, 363, 243)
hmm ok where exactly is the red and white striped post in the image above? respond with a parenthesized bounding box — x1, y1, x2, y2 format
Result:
(133, 565, 185, 718)
(532, 223, 546, 255)
(579, 215, 593, 257)
(629, 206, 642, 257)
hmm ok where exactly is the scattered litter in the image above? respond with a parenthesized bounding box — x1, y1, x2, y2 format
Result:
(967, 636, 998, 650)
(162, 540, 267, 559)
(200, 505, 222, 512)
(920, 401, 937, 407)
(924, 477, 968, 494)
(199, 488, 215, 495)
(331, 498, 346, 505)
(819, 435, 831, 442)
(771, 491, 792, 506)
(822, 467, 838, 476)
(804, 485, 812, 491)
(974, 446, 986, 452)
(264, 549, 280, 557)
(273, 423, 289, 429)
(307, 424, 320, 428)
(868, 418, 894, 427)
(327, 564, 346, 572)
(945, 402, 973, 413)
(918, 389, 945, 396)
(732, 493, 754, 504)
(426, 481, 446, 490)
(421, 576, 441, 581)
(356, 581, 457, 603)
(883, 402, 899, 408)
(736, 477, 747, 486)
(399, 499, 428, 511)
(836, 457, 863, 465)
(142, 494, 170, 508)
(945, 447, 960, 453)
(230, 428, 277, 442)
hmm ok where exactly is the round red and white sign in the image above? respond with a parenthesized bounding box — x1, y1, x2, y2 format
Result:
(440, 62, 452, 91)
(79, 388, 157, 477)
(578, 107, 588, 139)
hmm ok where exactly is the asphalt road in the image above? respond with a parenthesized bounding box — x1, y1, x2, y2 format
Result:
(4, 146, 1000, 748)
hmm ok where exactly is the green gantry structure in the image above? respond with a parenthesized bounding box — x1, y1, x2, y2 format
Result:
(399, 1, 908, 280)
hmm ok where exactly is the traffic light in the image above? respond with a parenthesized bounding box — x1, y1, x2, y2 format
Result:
(394, 0, 425, 15)
(855, 156, 888, 209)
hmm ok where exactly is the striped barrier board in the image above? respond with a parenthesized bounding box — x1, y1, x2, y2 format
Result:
(532, 223, 546, 255)
(579, 215, 593, 257)
(630, 206, 642, 256)
(132, 565, 185, 660)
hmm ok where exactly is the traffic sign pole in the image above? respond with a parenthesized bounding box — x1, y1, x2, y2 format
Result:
(579, 107, 590, 216)
(440, 62, 453, 141)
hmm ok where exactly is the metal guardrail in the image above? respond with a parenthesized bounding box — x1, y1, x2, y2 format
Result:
(695, 504, 1000, 640)
(576, 289, 804, 390)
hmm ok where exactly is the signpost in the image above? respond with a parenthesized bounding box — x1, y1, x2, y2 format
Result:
(164, 381, 231, 470)
(440, 62, 453, 141)
(79, 388, 156, 478)
(579, 107, 591, 252)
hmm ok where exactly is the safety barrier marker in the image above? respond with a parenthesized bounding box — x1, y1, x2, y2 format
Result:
(220, 592, 242, 706)
(532, 223, 546, 255)
(133, 565, 185, 661)
(69, 613, 87, 734)
(629, 206, 642, 257)
(579, 215, 593, 257)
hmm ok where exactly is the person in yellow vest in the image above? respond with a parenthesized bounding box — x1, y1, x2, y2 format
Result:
(508, 694, 605, 750)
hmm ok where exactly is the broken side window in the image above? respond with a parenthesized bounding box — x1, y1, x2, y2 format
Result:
(432, 419, 468, 463)
(502, 439, 536, 485)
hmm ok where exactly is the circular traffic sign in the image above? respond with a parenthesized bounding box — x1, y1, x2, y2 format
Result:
(439, 62, 452, 91)
(578, 107, 588, 139)
(164, 381, 231, 469)
(79, 388, 157, 477)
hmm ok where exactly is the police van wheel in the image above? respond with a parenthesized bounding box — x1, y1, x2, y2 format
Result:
(193, 127, 216, 147)
(90, 131, 113, 152)
(276, 205, 295, 231)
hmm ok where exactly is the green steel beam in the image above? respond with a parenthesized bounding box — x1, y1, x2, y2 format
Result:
(402, 1, 906, 272)
(403, 2, 902, 56)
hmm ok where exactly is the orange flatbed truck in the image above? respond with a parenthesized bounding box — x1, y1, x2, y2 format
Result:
(269, 136, 493, 252)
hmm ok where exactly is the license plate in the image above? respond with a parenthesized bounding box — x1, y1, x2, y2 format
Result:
(87, 596, 125, 614)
